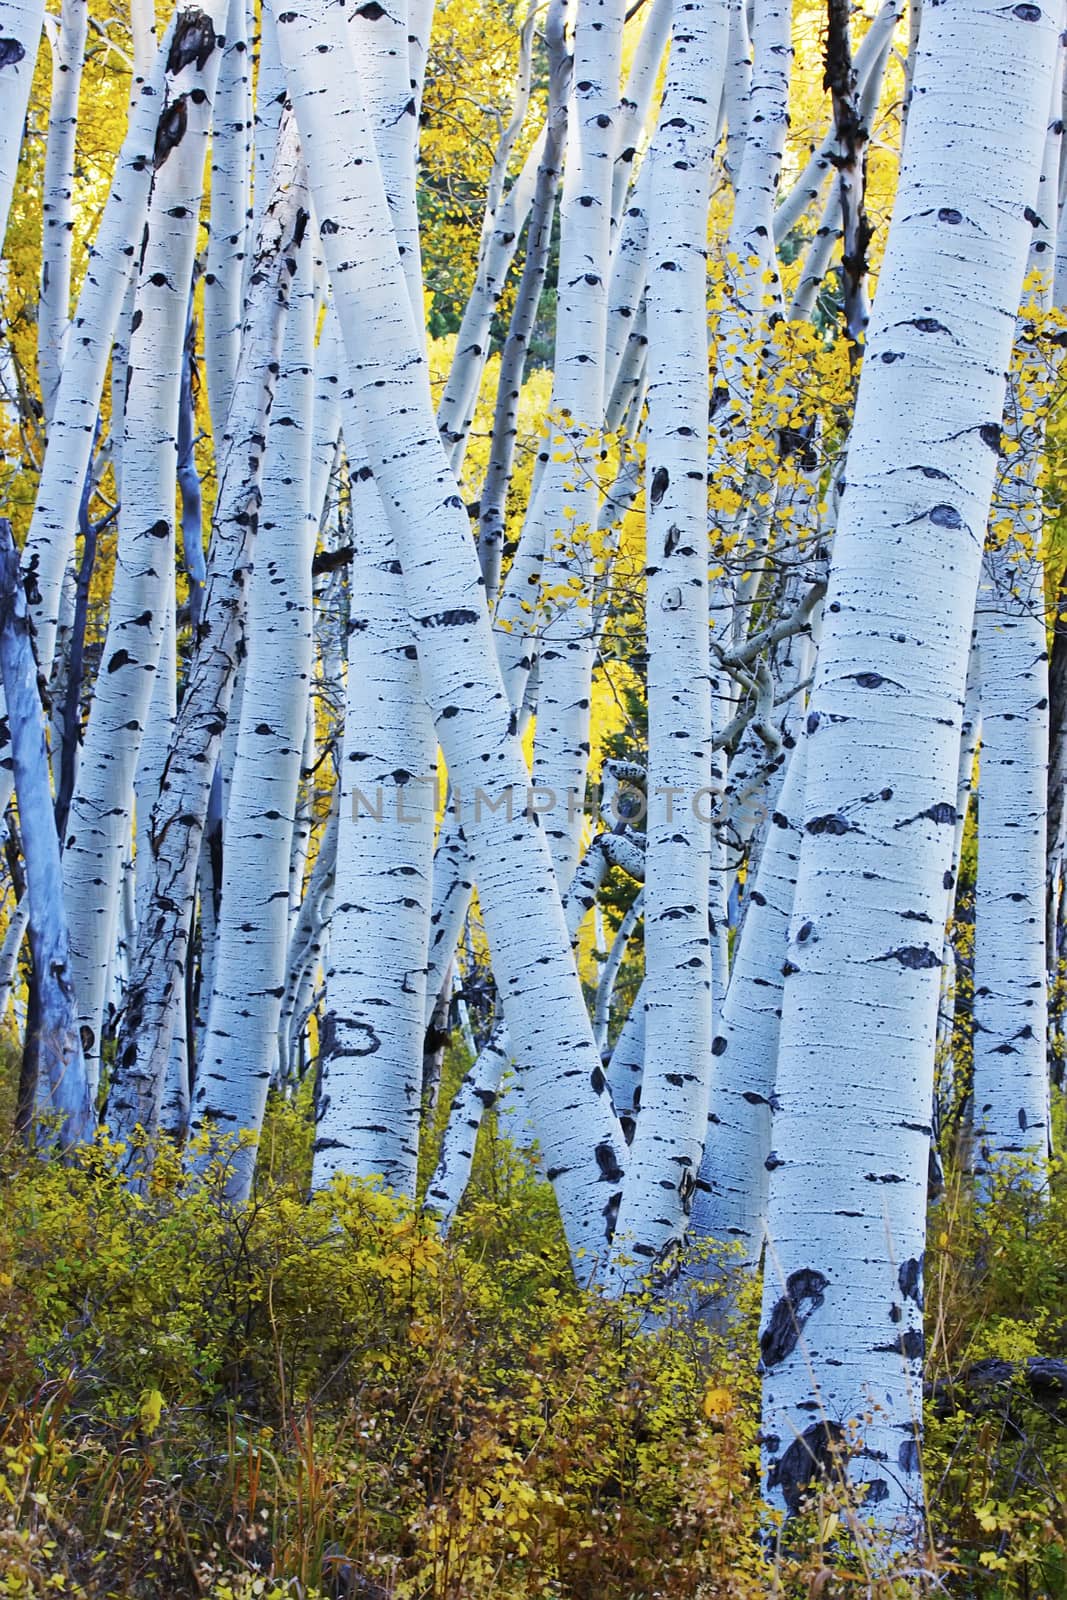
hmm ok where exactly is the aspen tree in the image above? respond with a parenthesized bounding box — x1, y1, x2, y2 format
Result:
(758, 0, 1059, 1531)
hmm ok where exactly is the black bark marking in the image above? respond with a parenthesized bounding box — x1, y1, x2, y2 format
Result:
(329, 1022, 381, 1058)
(806, 812, 852, 835)
(860, 1478, 890, 1505)
(769, 1421, 845, 1514)
(929, 503, 962, 529)
(0, 37, 26, 69)
(874, 945, 940, 970)
(850, 672, 889, 689)
(154, 98, 189, 169)
(875, 1328, 924, 1360)
(650, 466, 669, 505)
(759, 1268, 828, 1369)
(420, 608, 478, 628)
(166, 8, 217, 74)
(595, 1141, 624, 1182)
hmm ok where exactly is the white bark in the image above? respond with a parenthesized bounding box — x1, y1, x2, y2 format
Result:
(108, 116, 309, 1140)
(22, 8, 222, 679)
(37, 0, 88, 427)
(607, 0, 727, 1283)
(692, 738, 804, 1273)
(593, 886, 642, 1052)
(758, 0, 1058, 1532)
(971, 83, 1062, 1184)
(426, 828, 636, 1224)
(527, 0, 627, 887)
(0, 0, 45, 252)
(271, 0, 629, 1272)
(0, 522, 93, 1149)
(310, 443, 436, 1200)
(609, 0, 672, 230)
(204, 0, 252, 438)
(606, 977, 644, 1133)
(194, 245, 317, 1194)
(62, 22, 226, 1091)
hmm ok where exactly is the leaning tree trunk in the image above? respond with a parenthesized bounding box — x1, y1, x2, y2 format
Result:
(107, 117, 309, 1142)
(271, 0, 629, 1274)
(0, 521, 93, 1149)
(61, 21, 225, 1093)
(758, 0, 1059, 1536)
(20, 7, 225, 681)
(0, 0, 45, 253)
(526, 0, 626, 889)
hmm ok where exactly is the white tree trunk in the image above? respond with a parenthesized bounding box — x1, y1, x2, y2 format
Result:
(194, 246, 317, 1196)
(691, 739, 804, 1273)
(758, 0, 1058, 1533)
(0, 0, 45, 252)
(22, 8, 222, 678)
(0, 522, 93, 1149)
(108, 116, 309, 1140)
(606, 0, 727, 1283)
(37, 0, 88, 426)
(970, 81, 1062, 1183)
(203, 0, 251, 438)
(309, 444, 436, 1199)
(62, 22, 226, 1091)
(527, 0, 626, 887)
(272, 0, 629, 1273)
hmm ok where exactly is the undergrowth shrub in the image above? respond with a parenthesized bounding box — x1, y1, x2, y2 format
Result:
(0, 1108, 774, 1598)
(923, 1153, 1067, 1596)
(0, 1089, 1061, 1597)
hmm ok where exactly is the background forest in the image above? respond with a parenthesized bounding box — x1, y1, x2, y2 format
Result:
(0, 0, 1065, 1593)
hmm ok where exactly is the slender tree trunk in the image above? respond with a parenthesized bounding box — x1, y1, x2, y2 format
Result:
(37, 0, 88, 427)
(203, 0, 251, 438)
(193, 244, 316, 1196)
(527, 0, 627, 888)
(21, 8, 224, 679)
(0, 521, 92, 1148)
(62, 23, 226, 1091)
(271, 0, 629, 1272)
(607, 0, 727, 1284)
(691, 739, 804, 1273)
(971, 86, 1063, 1184)
(107, 116, 310, 1140)
(0, 0, 45, 251)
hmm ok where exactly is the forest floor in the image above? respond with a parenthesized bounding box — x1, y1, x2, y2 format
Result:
(0, 1047, 1064, 1599)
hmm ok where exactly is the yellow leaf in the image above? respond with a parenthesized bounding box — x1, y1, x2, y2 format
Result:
(138, 1388, 164, 1432)
(702, 1385, 732, 1418)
